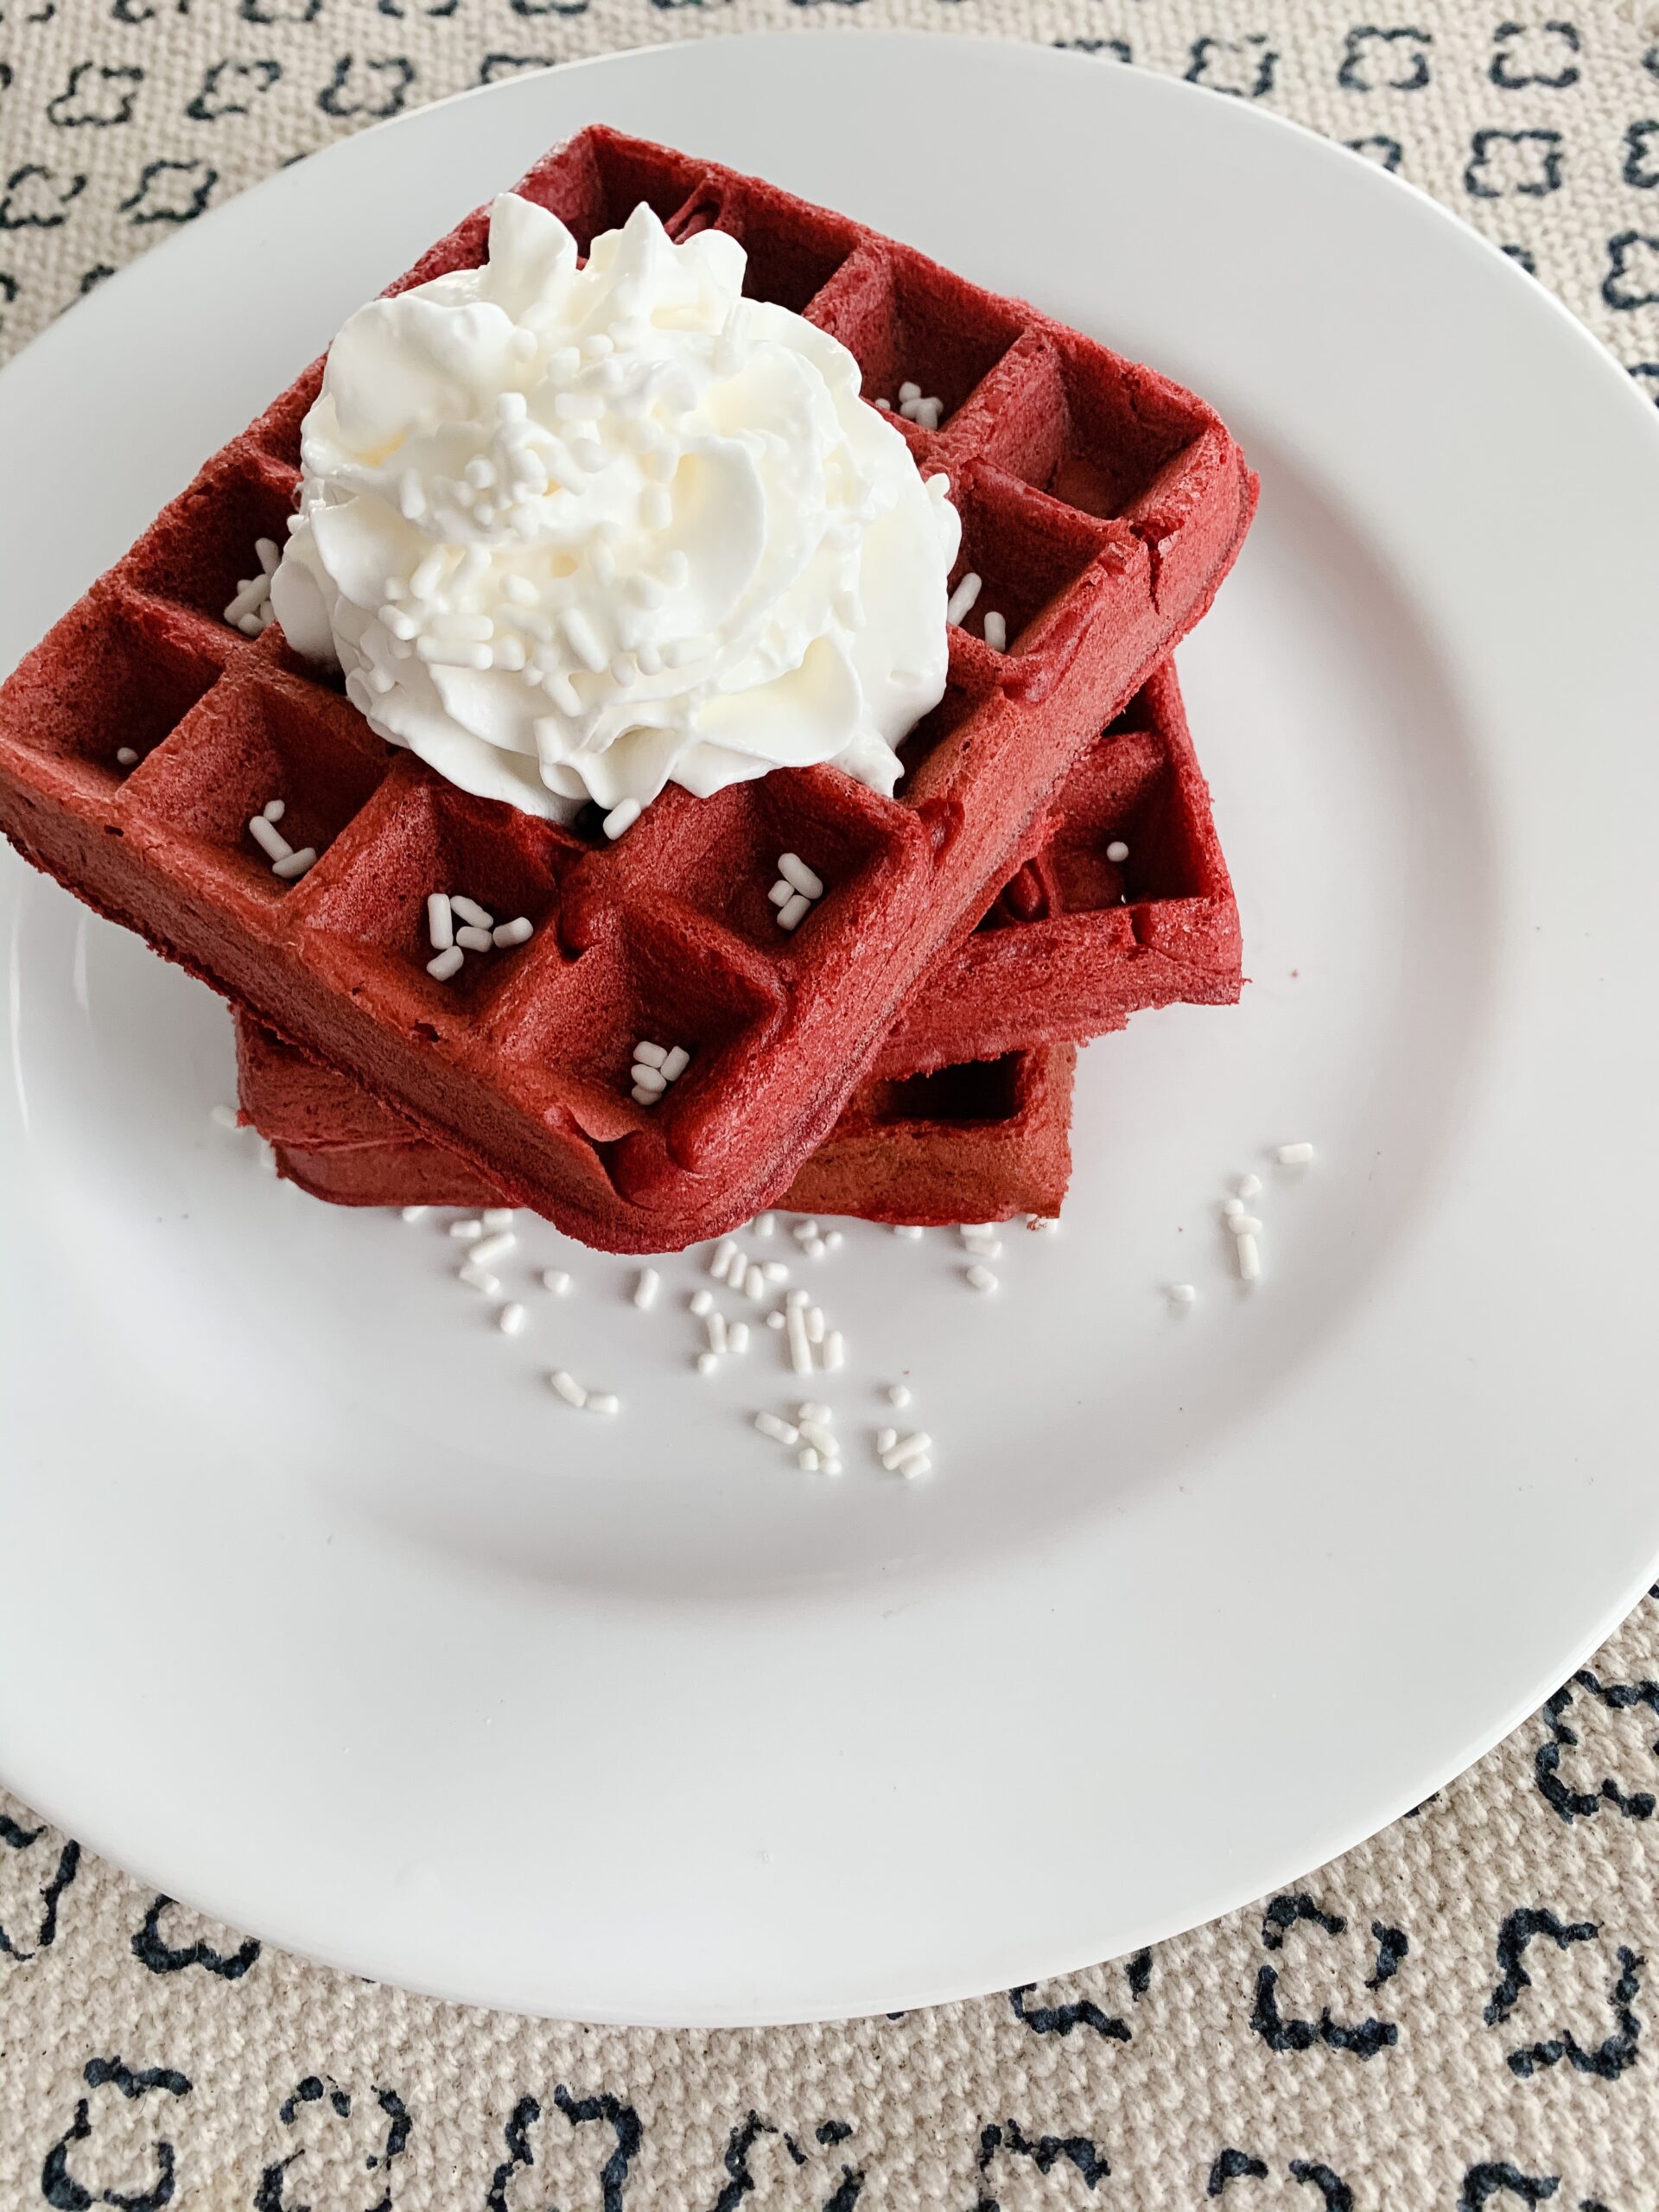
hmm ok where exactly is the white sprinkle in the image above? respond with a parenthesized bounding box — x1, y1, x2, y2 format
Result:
(432, 609, 493, 643)
(706, 1311, 728, 1356)
(631, 1085, 658, 1107)
(255, 537, 280, 575)
(1223, 1196, 1245, 1222)
(634, 1041, 667, 1069)
(249, 815, 293, 863)
(493, 916, 534, 949)
(799, 1418, 836, 1456)
(426, 945, 465, 982)
(777, 892, 811, 932)
(898, 380, 921, 403)
(793, 1220, 821, 1243)
(541, 1269, 571, 1295)
(115, 747, 139, 767)
(767, 879, 793, 910)
(454, 924, 493, 953)
(603, 799, 641, 840)
(805, 1306, 826, 1345)
(562, 608, 607, 673)
(410, 549, 448, 600)
(689, 1289, 714, 1318)
(878, 1427, 899, 1455)
(258, 798, 285, 824)
(786, 1302, 812, 1376)
(728, 1322, 750, 1357)
(632, 1267, 660, 1311)
(798, 1446, 821, 1473)
(874, 396, 892, 410)
(710, 1239, 739, 1283)
(901, 1455, 932, 1479)
(497, 1301, 527, 1337)
(785, 1289, 808, 1308)
(224, 573, 271, 624)
(961, 1231, 1002, 1259)
(762, 1261, 789, 1285)
(766, 1310, 786, 1332)
(426, 893, 454, 950)
(1230, 1214, 1263, 1237)
(480, 1209, 514, 1230)
(755, 1213, 775, 1237)
(798, 1402, 831, 1426)
(586, 1392, 620, 1417)
(631, 1063, 668, 1095)
(1276, 1141, 1317, 1165)
(886, 1383, 911, 1408)
(1167, 1283, 1198, 1306)
(964, 1263, 998, 1294)
(883, 1431, 933, 1473)
(744, 1262, 766, 1302)
(272, 847, 317, 881)
(823, 1332, 845, 1371)
(450, 896, 493, 931)
(1236, 1232, 1262, 1283)
(982, 610, 1007, 653)
(458, 1261, 501, 1296)
(893, 1224, 924, 1241)
(778, 852, 824, 899)
(1236, 1173, 1263, 1200)
(470, 1230, 515, 1267)
(1106, 839, 1129, 865)
(549, 1370, 587, 1407)
(659, 1046, 690, 1083)
(449, 1218, 484, 1241)
(755, 1412, 800, 1446)
(696, 1351, 719, 1376)
(946, 572, 982, 626)
(416, 638, 492, 671)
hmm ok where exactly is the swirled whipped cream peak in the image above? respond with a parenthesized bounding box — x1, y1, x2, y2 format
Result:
(271, 191, 962, 823)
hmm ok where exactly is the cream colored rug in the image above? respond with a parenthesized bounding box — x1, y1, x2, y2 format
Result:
(3, 3, 1659, 2202)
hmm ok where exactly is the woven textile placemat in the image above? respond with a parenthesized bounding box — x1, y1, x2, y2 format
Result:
(3, 3, 1659, 2204)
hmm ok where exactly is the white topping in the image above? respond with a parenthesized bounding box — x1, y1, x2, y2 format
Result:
(946, 571, 982, 627)
(1276, 1141, 1317, 1165)
(274, 194, 959, 823)
(1106, 839, 1129, 864)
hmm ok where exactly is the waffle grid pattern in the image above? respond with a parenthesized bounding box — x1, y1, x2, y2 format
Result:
(0, 125, 1254, 1249)
(237, 657, 1236, 1217)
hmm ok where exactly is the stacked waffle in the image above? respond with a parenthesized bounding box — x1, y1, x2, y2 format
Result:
(0, 130, 1254, 1247)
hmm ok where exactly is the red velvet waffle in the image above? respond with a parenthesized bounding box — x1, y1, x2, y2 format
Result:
(238, 1015, 1078, 1227)
(238, 657, 1236, 1221)
(0, 127, 1255, 1251)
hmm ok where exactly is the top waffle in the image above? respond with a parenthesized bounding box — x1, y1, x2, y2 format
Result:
(0, 126, 1255, 1252)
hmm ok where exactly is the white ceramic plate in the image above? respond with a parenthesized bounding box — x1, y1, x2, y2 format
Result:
(4, 35, 1659, 2029)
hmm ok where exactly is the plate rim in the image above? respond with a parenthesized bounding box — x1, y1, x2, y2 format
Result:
(4, 30, 1659, 2025)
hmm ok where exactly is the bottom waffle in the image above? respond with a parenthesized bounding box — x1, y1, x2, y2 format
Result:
(237, 1015, 1077, 1227)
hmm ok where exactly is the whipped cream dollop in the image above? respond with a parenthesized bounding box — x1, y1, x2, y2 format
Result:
(271, 192, 961, 822)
